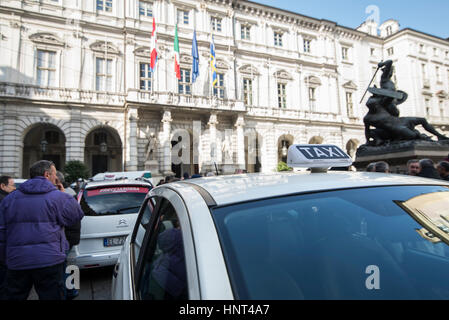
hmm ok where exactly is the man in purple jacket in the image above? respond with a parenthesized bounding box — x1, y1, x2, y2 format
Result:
(0, 160, 84, 300)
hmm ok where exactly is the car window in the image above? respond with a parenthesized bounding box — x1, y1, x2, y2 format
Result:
(212, 185, 449, 299)
(133, 198, 155, 264)
(80, 185, 149, 216)
(137, 199, 188, 300)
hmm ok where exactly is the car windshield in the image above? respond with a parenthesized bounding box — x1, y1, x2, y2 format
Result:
(212, 185, 449, 299)
(80, 185, 150, 216)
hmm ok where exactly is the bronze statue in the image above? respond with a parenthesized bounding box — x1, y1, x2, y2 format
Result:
(363, 60, 448, 146)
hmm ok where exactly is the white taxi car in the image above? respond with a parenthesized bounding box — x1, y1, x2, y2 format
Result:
(112, 145, 449, 299)
(68, 179, 152, 269)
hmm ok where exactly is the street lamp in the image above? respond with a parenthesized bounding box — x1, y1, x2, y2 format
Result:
(100, 142, 108, 153)
(40, 139, 48, 153)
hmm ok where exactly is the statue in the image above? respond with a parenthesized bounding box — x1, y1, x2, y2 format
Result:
(363, 60, 449, 146)
(222, 135, 233, 164)
(145, 132, 158, 162)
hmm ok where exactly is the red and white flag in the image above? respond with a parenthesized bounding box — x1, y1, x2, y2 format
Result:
(150, 17, 158, 72)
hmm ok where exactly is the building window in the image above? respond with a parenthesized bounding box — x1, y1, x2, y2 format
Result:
(346, 92, 354, 117)
(421, 63, 427, 80)
(213, 73, 225, 98)
(177, 9, 189, 25)
(139, 1, 152, 17)
(387, 47, 394, 56)
(425, 98, 431, 115)
(308, 87, 316, 111)
(370, 48, 375, 56)
(97, 0, 112, 12)
(341, 47, 349, 61)
(419, 44, 425, 53)
(178, 69, 191, 94)
(140, 63, 152, 91)
(45, 130, 59, 144)
(37, 50, 56, 87)
(241, 25, 251, 40)
(303, 39, 311, 53)
(277, 83, 287, 108)
(434, 48, 438, 57)
(274, 32, 283, 47)
(436, 66, 441, 83)
(211, 17, 222, 32)
(440, 100, 445, 117)
(243, 78, 253, 106)
(386, 26, 392, 36)
(96, 57, 113, 91)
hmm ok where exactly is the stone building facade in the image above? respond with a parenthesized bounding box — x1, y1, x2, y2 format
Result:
(0, 0, 448, 178)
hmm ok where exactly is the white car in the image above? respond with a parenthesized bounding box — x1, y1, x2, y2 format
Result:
(67, 179, 152, 269)
(112, 145, 449, 300)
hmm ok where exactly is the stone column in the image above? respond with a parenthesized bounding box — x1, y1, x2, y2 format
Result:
(160, 110, 173, 175)
(235, 115, 245, 170)
(66, 106, 84, 163)
(125, 107, 138, 171)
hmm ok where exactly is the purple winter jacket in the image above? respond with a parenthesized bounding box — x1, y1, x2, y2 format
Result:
(0, 177, 84, 270)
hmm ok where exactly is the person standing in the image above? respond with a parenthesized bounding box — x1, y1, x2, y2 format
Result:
(0, 176, 15, 300)
(417, 159, 441, 180)
(374, 161, 390, 173)
(0, 176, 15, 203)
(0, 160, 84, 300)
(406, 159, 421, 176)
(56, 171, 80, 299)
(437, 161, 449, 181)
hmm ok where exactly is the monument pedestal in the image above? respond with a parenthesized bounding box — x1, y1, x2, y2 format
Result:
(144, 160, 163, 183)
(354, 140, 449, 173)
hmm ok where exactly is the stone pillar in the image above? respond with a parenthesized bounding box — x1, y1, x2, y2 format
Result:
(235, 115, 245, 170)
(160, 110, 173, 175)
(125, 107, 138, 171)
(66, 106, 84, 163)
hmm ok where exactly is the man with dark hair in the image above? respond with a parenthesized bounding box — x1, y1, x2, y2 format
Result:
(417, 159, 441, 180)
(375, 161, 390, 173)
(366, 162, 376, 172)
(0, 160, 84, 300)
(0, 176, 15, 203)
(437, 161, 449, 181)
(406, 159, 421, 176)
(0, 175, 15, 300)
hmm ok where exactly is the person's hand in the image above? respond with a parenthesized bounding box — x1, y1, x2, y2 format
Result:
(55, 178, 65, 192)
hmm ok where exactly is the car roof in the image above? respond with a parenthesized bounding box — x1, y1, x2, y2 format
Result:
(84, 179, 152, 189)
(170, 172, 449, 207)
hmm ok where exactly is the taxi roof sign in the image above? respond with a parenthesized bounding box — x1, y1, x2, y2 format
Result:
(287, 144, 353, 168)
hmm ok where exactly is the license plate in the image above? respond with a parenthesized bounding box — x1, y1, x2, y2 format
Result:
(104, 236, 126, 247)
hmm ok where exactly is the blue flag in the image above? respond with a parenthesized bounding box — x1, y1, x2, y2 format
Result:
(192, 30, 199, 83)
(210, 36, 217, 88)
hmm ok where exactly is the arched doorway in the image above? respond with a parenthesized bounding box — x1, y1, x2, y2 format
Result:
(171, 129, 198, 178)
(22, 124, 66, 178)
(346, 139, 360, 159)
(278, 134, 294, 163)
(84, 127, 123, 176)
(308, 136, 324, 145)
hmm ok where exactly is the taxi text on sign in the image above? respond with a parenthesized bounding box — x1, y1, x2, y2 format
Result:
(287, 144, 353, 168)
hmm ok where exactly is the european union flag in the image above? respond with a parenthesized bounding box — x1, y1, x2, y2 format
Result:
(192, 30, 199, 83)
(210, 36, 217, 88)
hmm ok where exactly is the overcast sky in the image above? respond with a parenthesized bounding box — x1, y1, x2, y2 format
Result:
(256, 0, 449, 39)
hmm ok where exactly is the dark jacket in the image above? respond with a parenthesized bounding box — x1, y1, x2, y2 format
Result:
(0, 190, 8, 203)
(0, 177, 84, 270)
(65, 221, 81, 249)
(417, 167, 441, 180)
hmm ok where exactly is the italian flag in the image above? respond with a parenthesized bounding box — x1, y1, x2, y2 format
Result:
(150, 17, 158, 72)
(174, 25, 181, 80)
